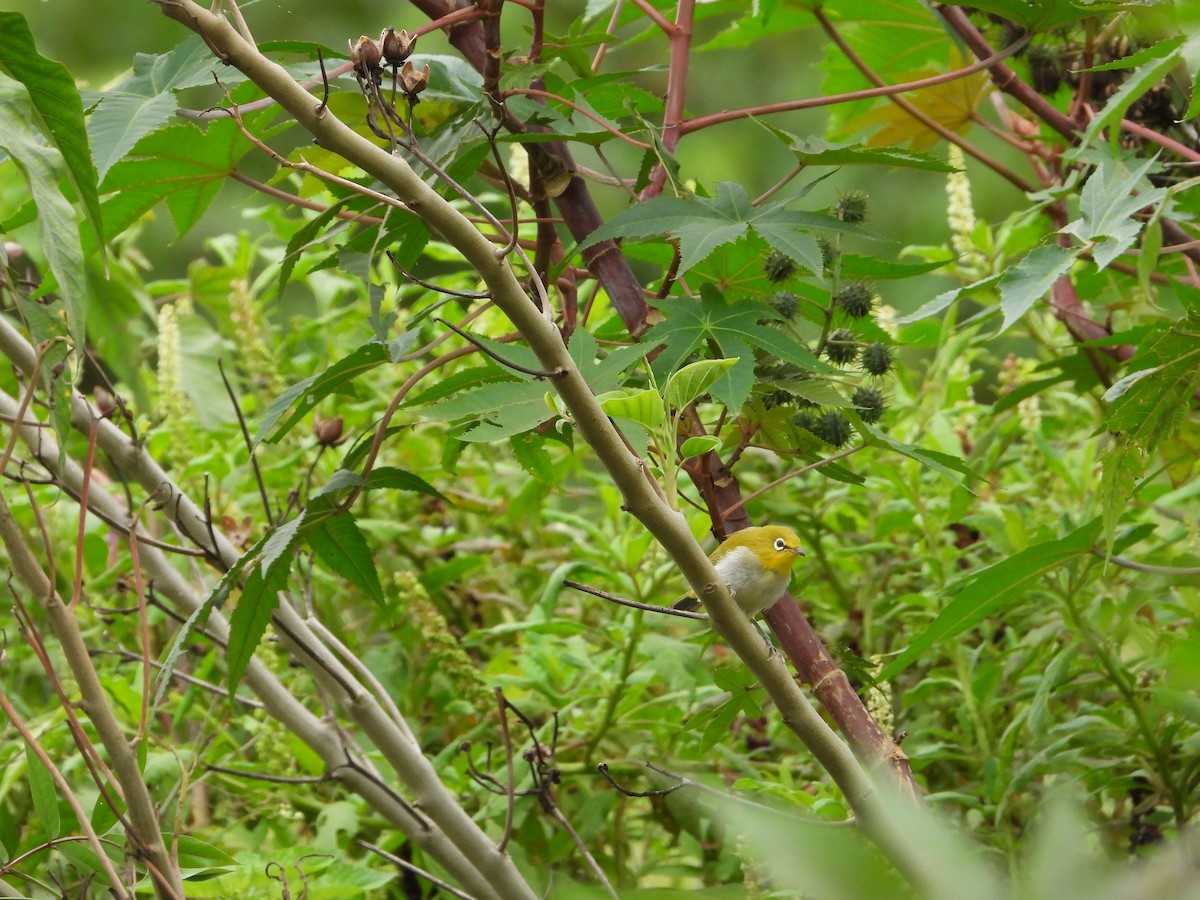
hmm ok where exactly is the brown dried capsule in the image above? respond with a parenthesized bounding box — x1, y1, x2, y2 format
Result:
(380, 27, 416, 67)
(93, 386, 117, 419)
(399, 61, 431, 101)
(313, 415, 345, 447)
(350, 35, 382, 80)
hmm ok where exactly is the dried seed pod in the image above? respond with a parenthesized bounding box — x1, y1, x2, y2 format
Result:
(313, 415, 345, 447)
(380, 27, 416, 67)
(350, 35, 383, 80)
(93, 386, 118, 419)
(399, 61, 431, 101)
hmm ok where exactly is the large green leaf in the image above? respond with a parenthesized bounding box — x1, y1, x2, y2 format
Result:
(863, 424, 983, 488)
(998, 245, 1078, 334)
(257, 339, 413, 444)
(879, 518, 1103, 681)
(306, 512, 384, 604)
(0, 86, 89, 364)
(99, 119, 255, 239)
(0, 13, 102, 253)
(643, 285, 832, 412)
(1061, 155, 1166, 269)
(578, 182, 864, 275)
(1104, 311, 1200, 450)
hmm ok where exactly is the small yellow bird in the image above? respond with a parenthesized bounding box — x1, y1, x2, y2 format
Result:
(673, 525, 806, 617)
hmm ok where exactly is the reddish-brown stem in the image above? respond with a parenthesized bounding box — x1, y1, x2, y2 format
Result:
(1121, 118, 1200, 163)
(682, 34, 1030, 135)
(639, 0, 693, 200)
(70, 416, 99, 611)
(127, 526, 153, 743)
(626, 0, 673, 32)
(502, 88, 653, 149)
(934, 4, 1079, 142)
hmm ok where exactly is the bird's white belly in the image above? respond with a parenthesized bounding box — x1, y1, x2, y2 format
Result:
(713, 547, 790, 616)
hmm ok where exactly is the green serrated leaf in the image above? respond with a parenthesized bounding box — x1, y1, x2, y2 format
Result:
(763, 125, 957, 172)
(366, 467, 450, 501)
(864, 423, 983, 489)
(0, 13, 102, 254)
(1099, 437, 1142, 556)
(99, 118, 254, 239)
(998, 245, 1077, 334)
(645, 285, 831, 413)
(259, 513, 307, 576)
(258, 342, 393, 444)
(1061, 155, 1166, 269)
(879, 518, 1103, 682)
(0, 88, 89, 367)
(1105, 312, 1200, 452)
(227, 558, 289, 692)
(25, 744, 60, 839)
(307, 512, 383, 604)
(1079, 51, 1185, 150)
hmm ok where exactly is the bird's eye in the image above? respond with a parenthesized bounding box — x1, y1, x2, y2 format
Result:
(773, 537, 787, 551)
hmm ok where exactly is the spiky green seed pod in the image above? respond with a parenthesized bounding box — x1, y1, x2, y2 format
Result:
(769, 290, 799, 319)
(762, 388, 794, 410)
(793, 407, 820, 432)
(852, 385, 886, 424)
(825, 328, 859, 366)
(835, 190, 869, 224)
(810, 409, 853, 447)
(861, 342, 893, 376)
(835, 281, 877, 319)
(764, 250, 796, 283)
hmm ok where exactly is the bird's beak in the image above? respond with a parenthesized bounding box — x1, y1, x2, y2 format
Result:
(794, 547, 806, 557)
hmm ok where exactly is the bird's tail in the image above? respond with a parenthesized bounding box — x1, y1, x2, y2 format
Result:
(671, 594, 701, 612)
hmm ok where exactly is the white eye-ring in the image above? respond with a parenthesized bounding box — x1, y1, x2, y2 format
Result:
(773, 537, 787, 551)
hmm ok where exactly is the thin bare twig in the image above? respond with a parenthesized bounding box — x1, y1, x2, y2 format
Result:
(495, 687, 517, 853)
(561, 579, 708, 620)
(357, 840, 478, 900)
(434, 318, 565, 378)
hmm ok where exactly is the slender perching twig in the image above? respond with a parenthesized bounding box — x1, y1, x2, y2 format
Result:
(495, 687, 517, 853)
(562, 579, 709, 621)
(1090, 550, 1200, 577)
(434, 318, 565, 379)
(357, 841, 479, 900)
(218, 359, 275, 526)
(386, 250, 491, 299)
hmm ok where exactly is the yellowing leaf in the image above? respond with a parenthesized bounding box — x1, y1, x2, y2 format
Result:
(848, 55, 991, 151)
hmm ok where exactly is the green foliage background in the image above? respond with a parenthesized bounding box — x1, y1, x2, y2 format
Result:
(0, 0, 1198, 897)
